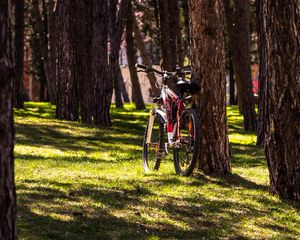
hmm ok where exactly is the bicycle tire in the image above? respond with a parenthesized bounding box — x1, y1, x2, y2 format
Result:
(173, 108, 200, 176)
(143, 115, 165, 172)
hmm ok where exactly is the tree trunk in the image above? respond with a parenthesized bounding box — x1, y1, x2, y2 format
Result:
(177, 19, 184, 68)
(133, 19, 160, 97)
(224, 0, 257, 131)
(14, 0, 25, 108)
(39, 71, 47, 102)
(73, 0, 93, 124)
(256, 0, 266, 146)
(47, 0, 57, 104)
(30, 0, 46, 102)
(262, 0, 300, 201)
(108, 0, 123, 109)
(224, 1, 244, 114)
(181, 0, 190, 60)
(56, 0, 79, 121)
(126, 2, 146, 110)
(157, 0, 172, 70)
(93, 0, 111, 126)
(157, 0, 176, 90)
(117, 66, 130, 103)
(32, 0, 56, 104)
(108, 0, 130, 108)
(167, 0, 178, 68)
(228, 51, 236, 105)
(190, 0, 231, 175)
(0, 1, 17, 238)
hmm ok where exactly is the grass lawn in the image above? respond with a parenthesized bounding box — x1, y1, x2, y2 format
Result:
(15, 103, 300, 239)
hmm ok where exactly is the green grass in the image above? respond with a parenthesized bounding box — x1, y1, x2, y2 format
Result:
(14, 103, 300, 240)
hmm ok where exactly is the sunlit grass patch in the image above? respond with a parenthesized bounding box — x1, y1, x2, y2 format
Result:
(15, 103, 300, 239)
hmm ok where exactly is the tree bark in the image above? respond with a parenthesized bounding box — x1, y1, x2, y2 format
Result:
(117, 66, 130, 103)
(190, 0, 231, 175)
(73, 0, 93, 124)
(109, 0, 123, 109)
(14, 0, 25, 108)
(167, 0, 179, 68)
(181, 0, 190, 60)
(30, 0, 46, 102)
(126, 2, 146, 110)
(156, 0, 176, 90)
(32, 0, 56, 104)
(0, 1, 17, 238)
(262, 0, 300, 201)
(56, 0, 79, 121)
(177, 18, 184, 68)
(47, 0, 57, 104)
(224, 0, 243, 112)
(157, 0, 172, 70)
(256, 0, 266, 146)
(93, 0, 111, 126)
(228, 51, 236, 105)
(133, 19, 160, 97)
(224, 0, 257, 131)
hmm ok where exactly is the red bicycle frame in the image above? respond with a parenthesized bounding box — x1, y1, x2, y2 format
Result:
(161, 86, 185, 146)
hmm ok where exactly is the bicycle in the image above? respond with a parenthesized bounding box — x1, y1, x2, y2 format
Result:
(135, 63, 200, 176)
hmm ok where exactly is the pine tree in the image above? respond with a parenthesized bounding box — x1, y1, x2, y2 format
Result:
(190, 0, 231, 174)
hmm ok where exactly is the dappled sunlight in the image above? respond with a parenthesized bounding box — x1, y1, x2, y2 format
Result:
(14, 103, 300, 239)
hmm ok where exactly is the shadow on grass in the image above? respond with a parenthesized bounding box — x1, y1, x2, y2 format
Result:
(230, 143, 266, 167)
(189, 173, 269, 192)
(17, 177, 300, 240)
(15, 120, 144, 156)
(14, 102, 56, 119)
(15, 103, 300, 239)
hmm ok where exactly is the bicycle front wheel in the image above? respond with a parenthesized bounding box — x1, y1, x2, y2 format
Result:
(173, 108, 200, 176)
(143, 115, 165, 172)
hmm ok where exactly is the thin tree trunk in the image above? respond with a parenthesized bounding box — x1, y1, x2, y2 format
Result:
(190, 0, 231, 175)
(56, 0, 79, 121)
(126, 2, 146, 110)
(224, 0, 243, 113)
(157, 0, 176, 90)
(263, 0, 300, 201)
(93, 0, 111, 126)
(39, 70, 47, 102)
(181, 0, 190, 60)
(117, 66, 130, 103)
(157, 0, 171, 70)
(256, 0, 266, 146)
(32, 0, 56, 103)
(47, 0, 57, 104)
(225, 0, 257, 131)
(228, 50, 236, 105)
(168, 0, 178, 68)
(74, 0, 93, 124)
(177, 20, 184, 68)
(133, 19, 160, 97)
(109, 0, 123, 109)
(14, 0, 25, 108)
(0, 1, 17, 238)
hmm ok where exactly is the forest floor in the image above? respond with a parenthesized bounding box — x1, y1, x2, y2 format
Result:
(15, 103, 300, 240)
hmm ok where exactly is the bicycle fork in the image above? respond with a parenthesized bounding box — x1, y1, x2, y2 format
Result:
(146, 109, 169, 156)
(146, 109, 155, 144)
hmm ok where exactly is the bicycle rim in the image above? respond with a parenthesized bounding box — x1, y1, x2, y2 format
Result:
(143, 116, 164, 172)
(173, 109, 200, 176)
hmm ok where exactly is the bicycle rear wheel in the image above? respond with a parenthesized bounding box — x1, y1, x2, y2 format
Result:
(143, 115, 165, 172)
(173, 108, 200, 176)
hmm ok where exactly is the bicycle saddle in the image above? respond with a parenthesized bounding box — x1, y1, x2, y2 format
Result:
(176, 79, 200, 94)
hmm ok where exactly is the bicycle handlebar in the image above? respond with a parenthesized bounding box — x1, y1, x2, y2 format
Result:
(135, 63, 191, 77)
